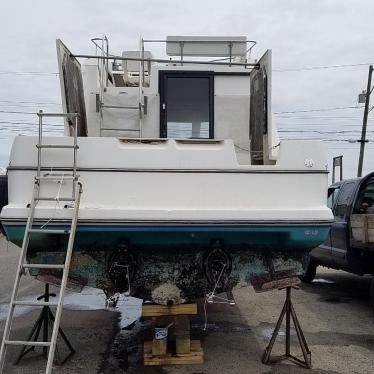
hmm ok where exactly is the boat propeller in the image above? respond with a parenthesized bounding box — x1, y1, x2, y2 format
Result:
(107, 240, 138, 294)
(203, 241, 232, 292)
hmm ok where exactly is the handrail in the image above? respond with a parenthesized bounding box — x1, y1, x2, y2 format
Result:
(37, 112, 78, 118)
(91, 37, 109, 56)
(138, 36, 143, 138)
(142, 38, 257, 63)
(96, 36, 109, 136)
(73, 54, 259, 68)
(90, 36, 145, 136)
(142, 39, 257, 43)
(101, 105, 139, 110)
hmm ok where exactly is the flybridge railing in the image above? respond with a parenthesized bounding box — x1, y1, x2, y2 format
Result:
(91, 37, 111, 135)
(73, 53, 259, 67)
(89, 36, 147, 136)
(141, 38, 257, 65)
(77, 37, 259, 137)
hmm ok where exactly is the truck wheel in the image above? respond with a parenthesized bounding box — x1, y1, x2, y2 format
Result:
(299, 260, 317, 283)
(370, 277, 374, 312)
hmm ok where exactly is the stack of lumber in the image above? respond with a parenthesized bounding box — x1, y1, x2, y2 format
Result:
(142, 303, 204, 366)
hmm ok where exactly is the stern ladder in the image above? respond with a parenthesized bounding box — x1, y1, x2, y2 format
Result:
(0, 111, 82, 374)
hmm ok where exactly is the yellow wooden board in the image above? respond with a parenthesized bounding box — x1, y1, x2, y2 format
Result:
(142, 303, 197, 317)
(351, 214, 374, 243)
(144, 340, 203, 366)
(152, 339, 167, 356)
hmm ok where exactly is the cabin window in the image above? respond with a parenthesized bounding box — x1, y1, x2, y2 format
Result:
(159, 72, 214, 139)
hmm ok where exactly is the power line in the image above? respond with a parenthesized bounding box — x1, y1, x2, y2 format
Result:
(278, 130, 374, 134)
(0, 120, 62, 125)
(274, 105, 364, 114)
(0, 104, 61, 109)
(0, 71, 58, 76)
(273, 62, 374, 73)
(1, 61, 373, 76)
(0, 110, 38, 115)
(277, 124, 368, 128)
(274, 115, 366, 119)
(0, 100, 61, 105)
(280, 138, 374, 142)
(277, 122, 374, 126)
(1, 106, 364, 116)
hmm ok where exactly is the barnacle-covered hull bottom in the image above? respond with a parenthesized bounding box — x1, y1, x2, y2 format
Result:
(3, 221, 329, 302)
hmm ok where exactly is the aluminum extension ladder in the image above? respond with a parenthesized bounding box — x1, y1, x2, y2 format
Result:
(0, 111, 82, 374)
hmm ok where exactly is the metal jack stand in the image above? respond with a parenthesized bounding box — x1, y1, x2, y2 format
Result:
(14, 284, 75, 366)
(262, 286, 311, 369)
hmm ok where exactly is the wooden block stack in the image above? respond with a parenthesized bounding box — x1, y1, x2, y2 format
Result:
(142, 303, 204, 366)
(174, 315, 190, 354)
(351, 214, 374, 243)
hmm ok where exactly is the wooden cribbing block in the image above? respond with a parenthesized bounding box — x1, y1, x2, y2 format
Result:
(144, 340, 204, 366)
(174, 316, 191, 354)
(176, 338, 190, 355)
(152, 339, 167, 356)
(143, 303, 203, 365)
(142, 303, 197, 317)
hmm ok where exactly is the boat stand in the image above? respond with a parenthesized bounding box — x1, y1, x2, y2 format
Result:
(262, 286, 311, 369)
(14, 284, 75, 366)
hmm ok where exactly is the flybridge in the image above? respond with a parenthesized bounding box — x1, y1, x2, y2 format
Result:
(75, 36, 258, 65)
(57, 35, 276, 166)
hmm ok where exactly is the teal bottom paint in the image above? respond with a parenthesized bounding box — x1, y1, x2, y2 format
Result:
(3, 222, 328, 301)
(4, 223, 330, 252)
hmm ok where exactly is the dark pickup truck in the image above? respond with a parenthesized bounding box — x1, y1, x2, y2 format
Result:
(301, 172, 374, 308)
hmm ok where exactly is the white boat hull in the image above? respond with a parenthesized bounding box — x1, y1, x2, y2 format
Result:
(0, 136, 333, 300)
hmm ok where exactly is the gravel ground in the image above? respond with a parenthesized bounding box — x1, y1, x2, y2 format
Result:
(0, 234, 374, 374)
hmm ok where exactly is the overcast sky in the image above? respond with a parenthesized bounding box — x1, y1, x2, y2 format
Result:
(0, 0, 373, 179)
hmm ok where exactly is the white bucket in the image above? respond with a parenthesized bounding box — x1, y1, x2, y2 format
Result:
(154, 327, 168, 341)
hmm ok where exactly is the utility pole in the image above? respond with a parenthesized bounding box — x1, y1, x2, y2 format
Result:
(357, 65, 373, 177)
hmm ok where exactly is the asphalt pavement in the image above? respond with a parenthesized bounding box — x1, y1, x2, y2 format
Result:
(1, 235, 373, 374)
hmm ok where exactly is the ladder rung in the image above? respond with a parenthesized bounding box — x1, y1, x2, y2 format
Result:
(36, 176, 76, 181)
(101, 105, 139, 110)
(13, 300, 58, 307)
(43, 173, 74, 176)
(5, 340, 51, 347)
(22, 264, 65, 270)
(35, 196, 75, 202)
(28, 229, 70, 235)
(36, 144, 78, 149)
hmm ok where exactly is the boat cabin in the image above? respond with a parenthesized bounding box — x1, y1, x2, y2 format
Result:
(57, 36, 279, 165)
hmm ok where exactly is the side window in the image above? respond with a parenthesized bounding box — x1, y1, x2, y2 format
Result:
(327, 187, 340, 209)
(334, 182, 356, 217)
(353, 179, 374, 213)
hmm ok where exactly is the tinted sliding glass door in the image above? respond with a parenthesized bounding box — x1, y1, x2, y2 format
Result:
(159, 72, 214, 139)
